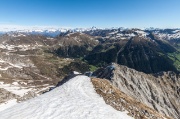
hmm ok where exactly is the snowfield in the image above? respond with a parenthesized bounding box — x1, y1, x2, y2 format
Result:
(0, 75, 133, 119)
(0, 99, 17, 112)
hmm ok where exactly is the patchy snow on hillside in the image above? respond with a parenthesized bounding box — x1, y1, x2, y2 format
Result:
(0, 82, 32, 97)
(0, 75, 133, 119)
(135, 30, 148, 37)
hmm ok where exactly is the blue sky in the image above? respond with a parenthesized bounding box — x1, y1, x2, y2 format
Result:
(0, 0, 180, 28)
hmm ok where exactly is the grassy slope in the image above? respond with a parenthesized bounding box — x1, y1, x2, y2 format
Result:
(167, 51, 180, 71)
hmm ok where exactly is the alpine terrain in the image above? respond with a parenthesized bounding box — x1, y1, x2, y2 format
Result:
(0, 28, 179, 119)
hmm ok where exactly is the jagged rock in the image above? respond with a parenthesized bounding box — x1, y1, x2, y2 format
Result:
(91, 78, 171, 119)
(94, 63, 180, 119)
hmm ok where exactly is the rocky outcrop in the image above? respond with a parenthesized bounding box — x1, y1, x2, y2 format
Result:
(94, 63, 180, 119)
(91, 78, 171, 119)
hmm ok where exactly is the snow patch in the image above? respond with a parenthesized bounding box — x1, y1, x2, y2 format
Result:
(73, 71, 81, 74)
(0, 83, 32, 97)
(0, 75, 133, 119)
(0, 99, 17, 112)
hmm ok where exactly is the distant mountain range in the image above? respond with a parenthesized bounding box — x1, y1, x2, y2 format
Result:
(1, 28, 180, 73)
(0, 27, 179, 38)
(0, 27, 99, 36)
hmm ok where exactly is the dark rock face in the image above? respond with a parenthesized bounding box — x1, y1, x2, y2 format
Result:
(58, 61, 90, 76)
(94, 63, 180, 119)
(116, 37, 177, 73)
(85, 47, 118, 66)
(56, 45, 89, 58)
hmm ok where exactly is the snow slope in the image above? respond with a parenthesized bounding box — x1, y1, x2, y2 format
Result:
(0, 99, 17, 112)
(0, 75, 133, 119)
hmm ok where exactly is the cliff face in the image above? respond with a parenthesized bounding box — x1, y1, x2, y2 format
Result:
(94, 63, 180, 119)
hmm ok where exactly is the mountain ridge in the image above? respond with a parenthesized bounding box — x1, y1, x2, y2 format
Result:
(93, 63, 180, 119)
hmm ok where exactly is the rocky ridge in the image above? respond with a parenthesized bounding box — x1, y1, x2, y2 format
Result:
(93, 63, 180, 119)
(91, 78, 171, 119)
